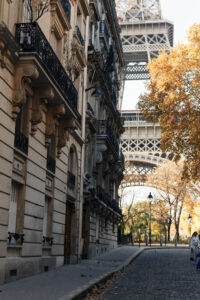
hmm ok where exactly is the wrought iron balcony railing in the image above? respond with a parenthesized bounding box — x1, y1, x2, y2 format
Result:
(43, 236, 53, 246)
(68, 171, 76, 188)
(109, 0, 123, 53)
(99, 20, 110, 45)
(97, 120, 119, 155)
(96, 185, 121, 214)
(60, 0, 71, 22)
(8, 232, 24, 245)
(75, 25, 85, 46)
(14, 129, 29, 155)
(15, 23, 78, 112)
(103, 71, 117, 106)
(47, 154, 56, 174)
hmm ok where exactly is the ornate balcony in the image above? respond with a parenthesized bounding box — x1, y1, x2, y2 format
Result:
(68, 171, 76, 188)
(109, 0, 123, 52)
(99, 20, 110, 46)
(8, 232, 24, 245)
(75, 25, 85, 46)
(15, 22, 78, 112)
(97, 120, 119, 155)
(96, 185, 121, 215)
(60, 0, 71, 21)
(14, 129, 29, 155)
(43, 236, 53, 246)
(104, 72, 117, 106)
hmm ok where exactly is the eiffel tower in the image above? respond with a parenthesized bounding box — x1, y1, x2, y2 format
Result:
(119, 0, 174, 80)
(118, 1, 174, 186)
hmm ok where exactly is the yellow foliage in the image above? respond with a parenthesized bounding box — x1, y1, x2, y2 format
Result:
(138, 23, 200, 181)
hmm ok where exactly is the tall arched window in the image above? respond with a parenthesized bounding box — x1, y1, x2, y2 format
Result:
(67, 146, 78, 189)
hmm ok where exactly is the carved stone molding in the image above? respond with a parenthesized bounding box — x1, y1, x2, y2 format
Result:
(71, 34, 87, 74)
(0, 40, 11, 69)
(45, 104, 65, 147)
(89, 0, 100, 22)
(96, 144, 107, 164)
(79, 0, 90, 16)
(13, 63, 39, 119)
(50, 0, 71, 34)
(57, 117, 77, 156)
(31, 86, 54, 135)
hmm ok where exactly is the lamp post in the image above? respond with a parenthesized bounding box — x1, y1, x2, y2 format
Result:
(148, 192, 153, 247)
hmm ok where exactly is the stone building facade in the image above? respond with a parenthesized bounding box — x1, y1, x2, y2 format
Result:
(82, 0, 124, 259)
(0, 0, 124, 283)
(0, 0, 90, 283)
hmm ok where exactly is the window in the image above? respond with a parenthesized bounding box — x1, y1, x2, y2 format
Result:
(8, 182, 24, 245)
(14, 97, 30, 155)
(105, 218, 108, 232)
(22, 0, 31, 22)
(8, 182, 19, 234)
(42, 196, 53, 246)
(96, 216, 99, 242)
(43, 196, 49, 237)
(112, 222, 115, 233)
(69, 147, 74, 172)
(68, 147, 76, 188)
(52, 33, 62, 58)
(46, 134, 56, 173)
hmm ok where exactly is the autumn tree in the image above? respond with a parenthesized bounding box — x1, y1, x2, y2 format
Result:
(118, 187, 135, 238)
(138, 23, 200, 181)
(147, 161, 191, 241)
(24, 0, 49, 22)
(151, 198, 171, 242)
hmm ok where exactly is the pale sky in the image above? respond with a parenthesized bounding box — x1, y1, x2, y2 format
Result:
(122, 0, 200, 110)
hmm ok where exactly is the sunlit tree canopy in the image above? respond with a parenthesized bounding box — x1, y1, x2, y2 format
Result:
(137, 23, 200, 181)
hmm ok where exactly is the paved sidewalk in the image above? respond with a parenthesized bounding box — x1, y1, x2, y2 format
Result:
(0, 246, 144, 300)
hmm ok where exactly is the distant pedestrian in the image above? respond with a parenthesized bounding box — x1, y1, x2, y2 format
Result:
(190, 231, 200, 261)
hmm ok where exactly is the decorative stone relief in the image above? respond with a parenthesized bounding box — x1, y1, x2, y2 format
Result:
(0, 40, 11, 69)
(31, 86, 54, 135)
(57, 117, 79, 156)
(45, 104, 65, 147)
(13, 63, 39, 119)
(96, 144, 107, 164)
(71, 34, 87, 74)
(63, 33, 69, 71)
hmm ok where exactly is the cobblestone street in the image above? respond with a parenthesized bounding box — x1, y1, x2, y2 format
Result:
(96, 249, 200, 300)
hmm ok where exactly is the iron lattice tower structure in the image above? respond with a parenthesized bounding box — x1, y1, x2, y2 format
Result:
(120, 111, 173, 187)
(119, 0, 174, 80)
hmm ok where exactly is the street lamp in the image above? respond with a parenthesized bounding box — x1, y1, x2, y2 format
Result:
(148, 192, 153, 247)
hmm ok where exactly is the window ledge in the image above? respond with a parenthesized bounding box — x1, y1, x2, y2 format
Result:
(7, 244, 22, 249)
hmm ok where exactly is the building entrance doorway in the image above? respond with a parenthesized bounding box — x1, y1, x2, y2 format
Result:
(64, 201, 75, 264)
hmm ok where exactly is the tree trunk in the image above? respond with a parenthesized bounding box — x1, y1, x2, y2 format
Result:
(176, 224, 180, 241)
(167, 219, 171, 241)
